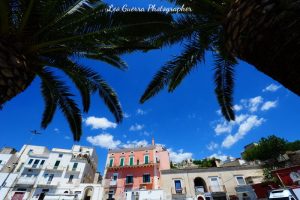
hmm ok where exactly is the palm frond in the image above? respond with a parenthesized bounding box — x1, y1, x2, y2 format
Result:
(85, 53, 127, 70)
(36, 68, 82, 141)
(214, 53, 237, 121)
(40, 79, 57, 128)
(140, 33, 208, 103)
(168, 33, 208, 91)
(140, 65, 174, 104)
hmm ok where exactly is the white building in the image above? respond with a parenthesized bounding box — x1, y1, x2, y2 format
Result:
(0, 145, 103, 200)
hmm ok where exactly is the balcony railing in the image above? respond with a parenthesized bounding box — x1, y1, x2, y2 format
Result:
(107, 161, 158, 169)
(209, 185, 227, 192)
(66, 166, 81, 172)
(45, 166, 64, 171)
(109, 180, 117, 186)
(171, 187, 186, 195)
(37, 180, 60, 186)
(17, 177, 36, 185)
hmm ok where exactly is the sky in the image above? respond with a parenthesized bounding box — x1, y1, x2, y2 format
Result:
(1, 0, 300, 174)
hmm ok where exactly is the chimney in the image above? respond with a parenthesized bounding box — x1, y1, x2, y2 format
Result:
(152, 137, 155, 145)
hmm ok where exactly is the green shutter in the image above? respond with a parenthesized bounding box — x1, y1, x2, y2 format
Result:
(130, 157, 133, 166)
(145, 156, 149, 164)
(109, 159, 113, 167)
(120, 158, 124, 166)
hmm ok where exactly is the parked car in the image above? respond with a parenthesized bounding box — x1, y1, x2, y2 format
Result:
(268, 188, 300, 200)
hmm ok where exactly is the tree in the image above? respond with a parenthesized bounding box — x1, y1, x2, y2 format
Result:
(285, 140, 300, 151)
(0, 0, 172, 140)
(140, 0, 300, 121)
(193, 158, 218, 168)
(242, 135, 287, 162)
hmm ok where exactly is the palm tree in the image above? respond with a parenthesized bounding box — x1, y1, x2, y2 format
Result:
(140, 0, 300, 121)
(0, 0, 173, 141)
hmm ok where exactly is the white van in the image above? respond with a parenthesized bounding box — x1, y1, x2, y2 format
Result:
(268, 188, 300, 200)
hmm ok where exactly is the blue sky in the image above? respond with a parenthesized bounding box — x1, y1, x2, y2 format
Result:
(1, 0, 300, 174)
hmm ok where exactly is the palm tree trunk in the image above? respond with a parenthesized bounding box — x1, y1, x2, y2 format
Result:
(0, 38, 35, 106)
(225, 0, 300, 96)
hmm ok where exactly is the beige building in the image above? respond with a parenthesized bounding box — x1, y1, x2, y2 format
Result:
(160, 165, 263, 200)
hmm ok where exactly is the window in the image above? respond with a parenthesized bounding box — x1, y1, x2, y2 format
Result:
(112, 173, 118, 181)
(28, 159, 33, 164)
(68, 175, 74, 183)
(126, 175, 133, 184)
(72, 163, 78, 170)
(54, 161, 60, 169)
(129, 156, 134, 166)
(47, 174, 54, 184)
(108, 190, 114, 199)
(235, 176, 246, 185)
(120, 158, 124, 166)
(17, 163, 24, 172)
(143, 174, 150, 183)
(40, 160, 45, 166)
(144, 155, 149, 164)
(174, 180, 182, 194)
(58, 154, 63, 158)
(33, 159, 40, 168)
(109, 158, 114, 167)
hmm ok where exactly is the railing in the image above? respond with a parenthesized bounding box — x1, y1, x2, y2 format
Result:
(66, 166, 80, 172)
(209, 185, 227, 192)
(171, 187, 186, 195)
(37, 180, 60, 186)
(107, 161, 158, 169)
(109, 180, 117, 186)
(17, 176, 37, 185)
(45, 166, 64, 171)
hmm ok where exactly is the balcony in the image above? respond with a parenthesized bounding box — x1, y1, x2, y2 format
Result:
(209, 185, 227, 192)
(107, 161, 158, 170)
(109, 180, 117, 186)
(66, 166, 81, 173)
(16, 177, 36, 185)
(171, 187, 187, 199)
(171, 187, 186, 195)
(37, 180, 60, 187)
(45, 166, 64, 171)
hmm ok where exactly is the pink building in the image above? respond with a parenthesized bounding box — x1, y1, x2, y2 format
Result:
(103, 139, 170, 200)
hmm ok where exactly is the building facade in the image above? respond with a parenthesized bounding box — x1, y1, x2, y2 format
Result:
(160, 165, 264, 200)
(102, 139, 170, 200)
(0, 145, 103, 200)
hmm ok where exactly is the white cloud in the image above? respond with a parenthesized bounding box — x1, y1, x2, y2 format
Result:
(207, 142, 219, 151)
(87, 133, 121, 149)
(129, 123, 144, 131)
(142, 131, 150, 136)
(85, 116, 117, 130)
(263, 84, 281, 92)
(54, 128, 60, 133)
(122, 140, 149, 148)
(222, 115, 264, 148)
(168, 148, 193, 163)
(214, 122, 232, 135)
(124, 113, 130, 118)
(64, 136, 71, 140)
(233, 104, 243, 111)
(136, 109, 146, 115)
(261, 100, 278, 111)
(248, 96, 264, 112)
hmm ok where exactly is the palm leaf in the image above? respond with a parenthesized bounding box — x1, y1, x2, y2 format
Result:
(214, 53, 236, 121)
(37, 68, 82, 141)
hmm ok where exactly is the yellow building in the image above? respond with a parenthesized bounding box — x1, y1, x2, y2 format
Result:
(160, 165, 263, 200)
